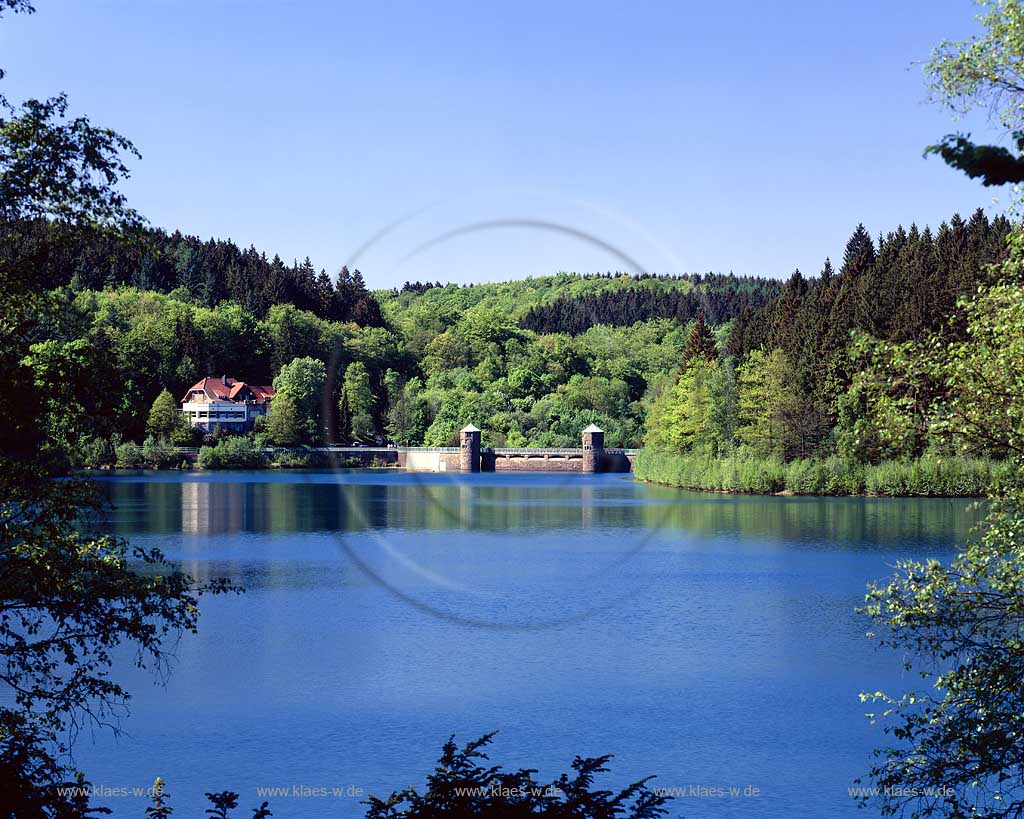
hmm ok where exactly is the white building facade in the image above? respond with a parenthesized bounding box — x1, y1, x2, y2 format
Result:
(180, 376, 275, 433)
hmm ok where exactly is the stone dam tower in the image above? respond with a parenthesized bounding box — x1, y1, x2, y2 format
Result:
(581, 423, 605, 473)
(459, 424, 481, 473)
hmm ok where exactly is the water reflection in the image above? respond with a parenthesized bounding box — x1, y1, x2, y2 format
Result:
(96, 471, 981, 552)
(77, 471, 983, 819)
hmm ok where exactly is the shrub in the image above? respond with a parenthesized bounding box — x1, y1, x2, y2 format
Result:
(197, 436, 264, 469)
(781, 457, 865, 495)
(364, 733, 671, 819)
(737, 456, 786, 493)
(269, 449, 316, 468)
(821, 456, 865, 495)
(784, 458, 817, 494)
(636, 449, 1002, 497)
(862, 456, 1008, 497)
(634, 449, 785, 493)
(128, 734, 668, 819)
(142, 436, 179, 469)
(80, 436, 115, 469)
(114, 441, 144, 468)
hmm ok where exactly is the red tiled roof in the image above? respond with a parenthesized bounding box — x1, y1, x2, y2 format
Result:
(249, 385, 275, 402)
(181, 377, 276, 404)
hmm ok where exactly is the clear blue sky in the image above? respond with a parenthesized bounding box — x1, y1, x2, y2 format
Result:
(1, 0, 1008, 286)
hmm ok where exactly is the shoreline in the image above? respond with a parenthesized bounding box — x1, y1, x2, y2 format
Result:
(635, 477, 988, 499)
(633, 450, 1012, 500)
(77, 465, 989, 499)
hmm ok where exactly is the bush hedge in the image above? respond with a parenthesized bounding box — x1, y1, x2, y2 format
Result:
(197, 436, 265, 469)
(634, 449, 1012, 497)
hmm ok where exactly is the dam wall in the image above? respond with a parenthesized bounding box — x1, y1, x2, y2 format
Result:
(252, 426, 635, 474)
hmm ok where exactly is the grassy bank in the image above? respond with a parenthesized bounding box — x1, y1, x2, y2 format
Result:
(634, 449, 1014, 497)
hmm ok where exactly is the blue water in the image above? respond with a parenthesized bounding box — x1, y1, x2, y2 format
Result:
(71, 470, 978, 818)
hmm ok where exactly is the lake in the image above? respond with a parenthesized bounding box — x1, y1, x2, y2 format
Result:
(76, 470, 978, 818)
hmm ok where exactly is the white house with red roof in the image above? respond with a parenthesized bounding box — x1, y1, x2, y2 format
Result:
(180, 376, 275, 432)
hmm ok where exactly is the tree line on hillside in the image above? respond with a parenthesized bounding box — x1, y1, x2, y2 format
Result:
(378, 270, 734, 327)
(29, 262, 739, 459)
(2, 219, 385, 324)
(397, 280, 447, 294)
(729, 209, 1010, 377)
(31, 283, 693, 465)
(641, 208, 1014, 491)
(24, 209, 1011, 467)
(520, 272, 781, 335)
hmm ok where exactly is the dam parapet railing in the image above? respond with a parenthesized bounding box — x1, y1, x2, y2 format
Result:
(251, 426, 635, 473)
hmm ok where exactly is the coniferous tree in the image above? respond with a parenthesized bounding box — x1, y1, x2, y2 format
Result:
(816, 224, 879, 411)
(682, 311, 718, 365)
(771, 269, 808, 361)
(725, 304, 754, 358)
(200, 241, 224, 307)
(315, 269, 334, 318)
(175, 243, 201, 296)
(2, 221, 388, 325)
(264, 254, 287, 309)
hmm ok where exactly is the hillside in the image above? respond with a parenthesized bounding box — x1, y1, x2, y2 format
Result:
(377, 271, 781, 336)
(17, 209, 1012, 465)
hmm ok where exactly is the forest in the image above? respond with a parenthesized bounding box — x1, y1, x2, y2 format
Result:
(6, 219, 385, 324)
(17, 206, 1014, 491)
(637, 209, 1016, 494)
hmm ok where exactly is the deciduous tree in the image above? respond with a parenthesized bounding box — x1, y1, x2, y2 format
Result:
(266, 392, 303, 447)
(736, 348, 790, 458)
(272, 356, 327, 443)
(924, 0, 1024, 185)
(0, 7, 234, 814)
(343, 361, 375, 442)
(644, 359, 717, 454)
(145, 387, 180, 440)
(861, 229, 1024, 818)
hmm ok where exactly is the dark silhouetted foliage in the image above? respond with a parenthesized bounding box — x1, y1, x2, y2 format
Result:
(363, 733, 673, 819)
(926, 132, 1024, 186)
